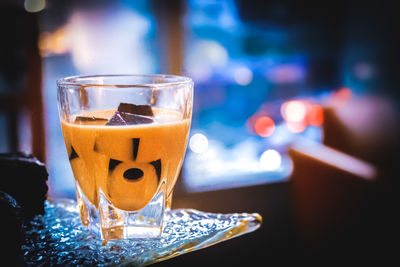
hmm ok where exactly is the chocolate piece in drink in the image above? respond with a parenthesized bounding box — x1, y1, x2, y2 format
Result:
(118, 103, 154, 117)
(120, 112, 153, 125)
(106, 111, 127, 126)
(107, 111, 153, 126)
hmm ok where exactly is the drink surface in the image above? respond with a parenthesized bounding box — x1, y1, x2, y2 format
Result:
(61, 108, 190, 211)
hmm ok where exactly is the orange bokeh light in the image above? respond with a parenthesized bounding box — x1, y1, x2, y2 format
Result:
(254, 116, 276, 137)
(38, 26, 68, 57)
(334, 87, 352, 101)
(307, 105, 324, 126)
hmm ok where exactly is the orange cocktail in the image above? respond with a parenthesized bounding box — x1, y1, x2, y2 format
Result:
(57, 74, 193, 240)
(61, 108, 190, 213)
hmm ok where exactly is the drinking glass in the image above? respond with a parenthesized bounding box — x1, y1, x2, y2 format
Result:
(57, 74, 193, 240)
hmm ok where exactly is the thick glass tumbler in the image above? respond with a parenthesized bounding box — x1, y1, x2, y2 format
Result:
(57, 75, 193, 240)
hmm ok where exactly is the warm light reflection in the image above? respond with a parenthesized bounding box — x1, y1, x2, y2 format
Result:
(333, 87, 352, 101)
(38, 27, 68, 57)
(259, 149, 282, 171)
(330, 87, 352, 108)
(254, 116, 275, 137)
(282, 100, 307, 122)
(291, 141, 376, 180)
(189, 133, 209, 154)
(307, 105, 324, 126)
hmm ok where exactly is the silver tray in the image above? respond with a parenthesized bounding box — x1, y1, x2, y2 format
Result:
(22, 199, 262, 266)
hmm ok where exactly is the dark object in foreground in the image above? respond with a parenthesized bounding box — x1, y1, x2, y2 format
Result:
(0, 191, 25, 266)
(118, 103, 154, 117)
(0, 152, 48, 220)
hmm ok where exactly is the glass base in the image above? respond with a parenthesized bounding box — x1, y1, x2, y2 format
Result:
(75, 181, 167, 240)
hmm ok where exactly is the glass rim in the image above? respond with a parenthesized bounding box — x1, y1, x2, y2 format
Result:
(56, 74, 193, 88)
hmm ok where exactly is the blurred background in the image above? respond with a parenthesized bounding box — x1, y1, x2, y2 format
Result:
(0, 0, 399, 264)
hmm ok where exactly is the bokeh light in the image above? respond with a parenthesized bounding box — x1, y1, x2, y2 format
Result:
(185, 40, 228, 81)
(234, 66, 253, 85)
(24, 0, 46, 13)
(37, 9, 155, 73)
(333, 87, 352, 101)
(38, 27, 68, 57)
(286, 121, 307, 133)
(282, 100, 307, 123)
(307, 105, 324, 126)
(189, 133, 209, 154)
(264, 63, 306, 84)
(259, 149, 282, 171)
(354, 62, 374, 80)
(254, 116, 275, 137)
